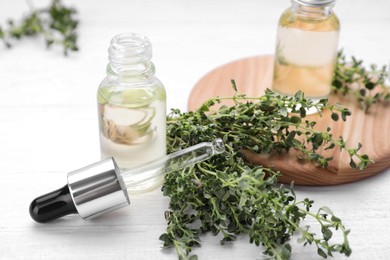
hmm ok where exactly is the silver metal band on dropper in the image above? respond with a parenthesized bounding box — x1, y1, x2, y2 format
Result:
(67, 158, 130, 220)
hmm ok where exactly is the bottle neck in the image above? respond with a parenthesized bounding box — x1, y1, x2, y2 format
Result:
(106, 33, 156, 81)
(291, 0, 335, 19)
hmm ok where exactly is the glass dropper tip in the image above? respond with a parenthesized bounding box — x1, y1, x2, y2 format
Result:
(212, 138, 225, 155)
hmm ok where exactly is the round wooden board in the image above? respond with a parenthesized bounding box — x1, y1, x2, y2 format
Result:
(188, 55, 390, 185)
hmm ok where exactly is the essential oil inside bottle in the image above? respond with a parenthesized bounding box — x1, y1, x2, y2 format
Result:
(97, 85, 166, 169)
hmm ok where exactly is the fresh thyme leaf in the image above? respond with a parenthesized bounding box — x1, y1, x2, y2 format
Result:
(0, 0, 78, 55)
(332, 50, 389, 112)
(162, 85, 365, 259)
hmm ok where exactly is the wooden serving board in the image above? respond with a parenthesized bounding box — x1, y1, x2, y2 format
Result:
(188, 55, 390, 185)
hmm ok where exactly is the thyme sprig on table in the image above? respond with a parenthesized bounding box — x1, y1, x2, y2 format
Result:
(161, 87, 367, 259)
(0, 0, 78, 55)
(332, 50, 390, 112)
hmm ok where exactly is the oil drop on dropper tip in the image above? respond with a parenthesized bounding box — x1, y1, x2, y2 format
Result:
(29, 139, 225, 223)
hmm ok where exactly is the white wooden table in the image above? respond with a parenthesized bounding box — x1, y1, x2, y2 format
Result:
(1, 0, 389, 259)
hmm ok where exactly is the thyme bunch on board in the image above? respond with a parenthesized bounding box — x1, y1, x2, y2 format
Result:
(0, 0, 78, 55)
(332, 50, 390, 112)
(161, 86, 369, 259)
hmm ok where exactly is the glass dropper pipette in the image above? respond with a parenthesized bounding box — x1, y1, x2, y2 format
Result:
(123, 138, 225, 193)
(29, 139, 225, 223)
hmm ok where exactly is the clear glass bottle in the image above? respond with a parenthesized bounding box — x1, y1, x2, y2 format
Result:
(97, 33, 166, 191)
(272, 0, 340, 104)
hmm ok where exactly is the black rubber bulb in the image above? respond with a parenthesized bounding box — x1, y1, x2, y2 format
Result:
(29, 185, 78, 223)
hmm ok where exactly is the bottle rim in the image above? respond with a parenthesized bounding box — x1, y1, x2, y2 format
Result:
(109, 33, 152, 65)
(293, 0, 336, 7)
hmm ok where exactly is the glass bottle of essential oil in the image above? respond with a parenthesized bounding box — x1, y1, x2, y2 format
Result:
(272, 0, 340, 104)
(97, 33, 166, 191)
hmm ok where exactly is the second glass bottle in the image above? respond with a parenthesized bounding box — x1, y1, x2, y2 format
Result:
(272, 0, 340, 105)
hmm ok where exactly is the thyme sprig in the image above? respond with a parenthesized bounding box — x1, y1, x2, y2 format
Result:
(332, 50, 390, 112)
(0, 0, 78, 55)
(161, 87, 365, 259)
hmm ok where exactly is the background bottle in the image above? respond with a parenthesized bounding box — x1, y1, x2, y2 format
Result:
(272, 0, 340, 103)
(97, 33, 166, 191)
